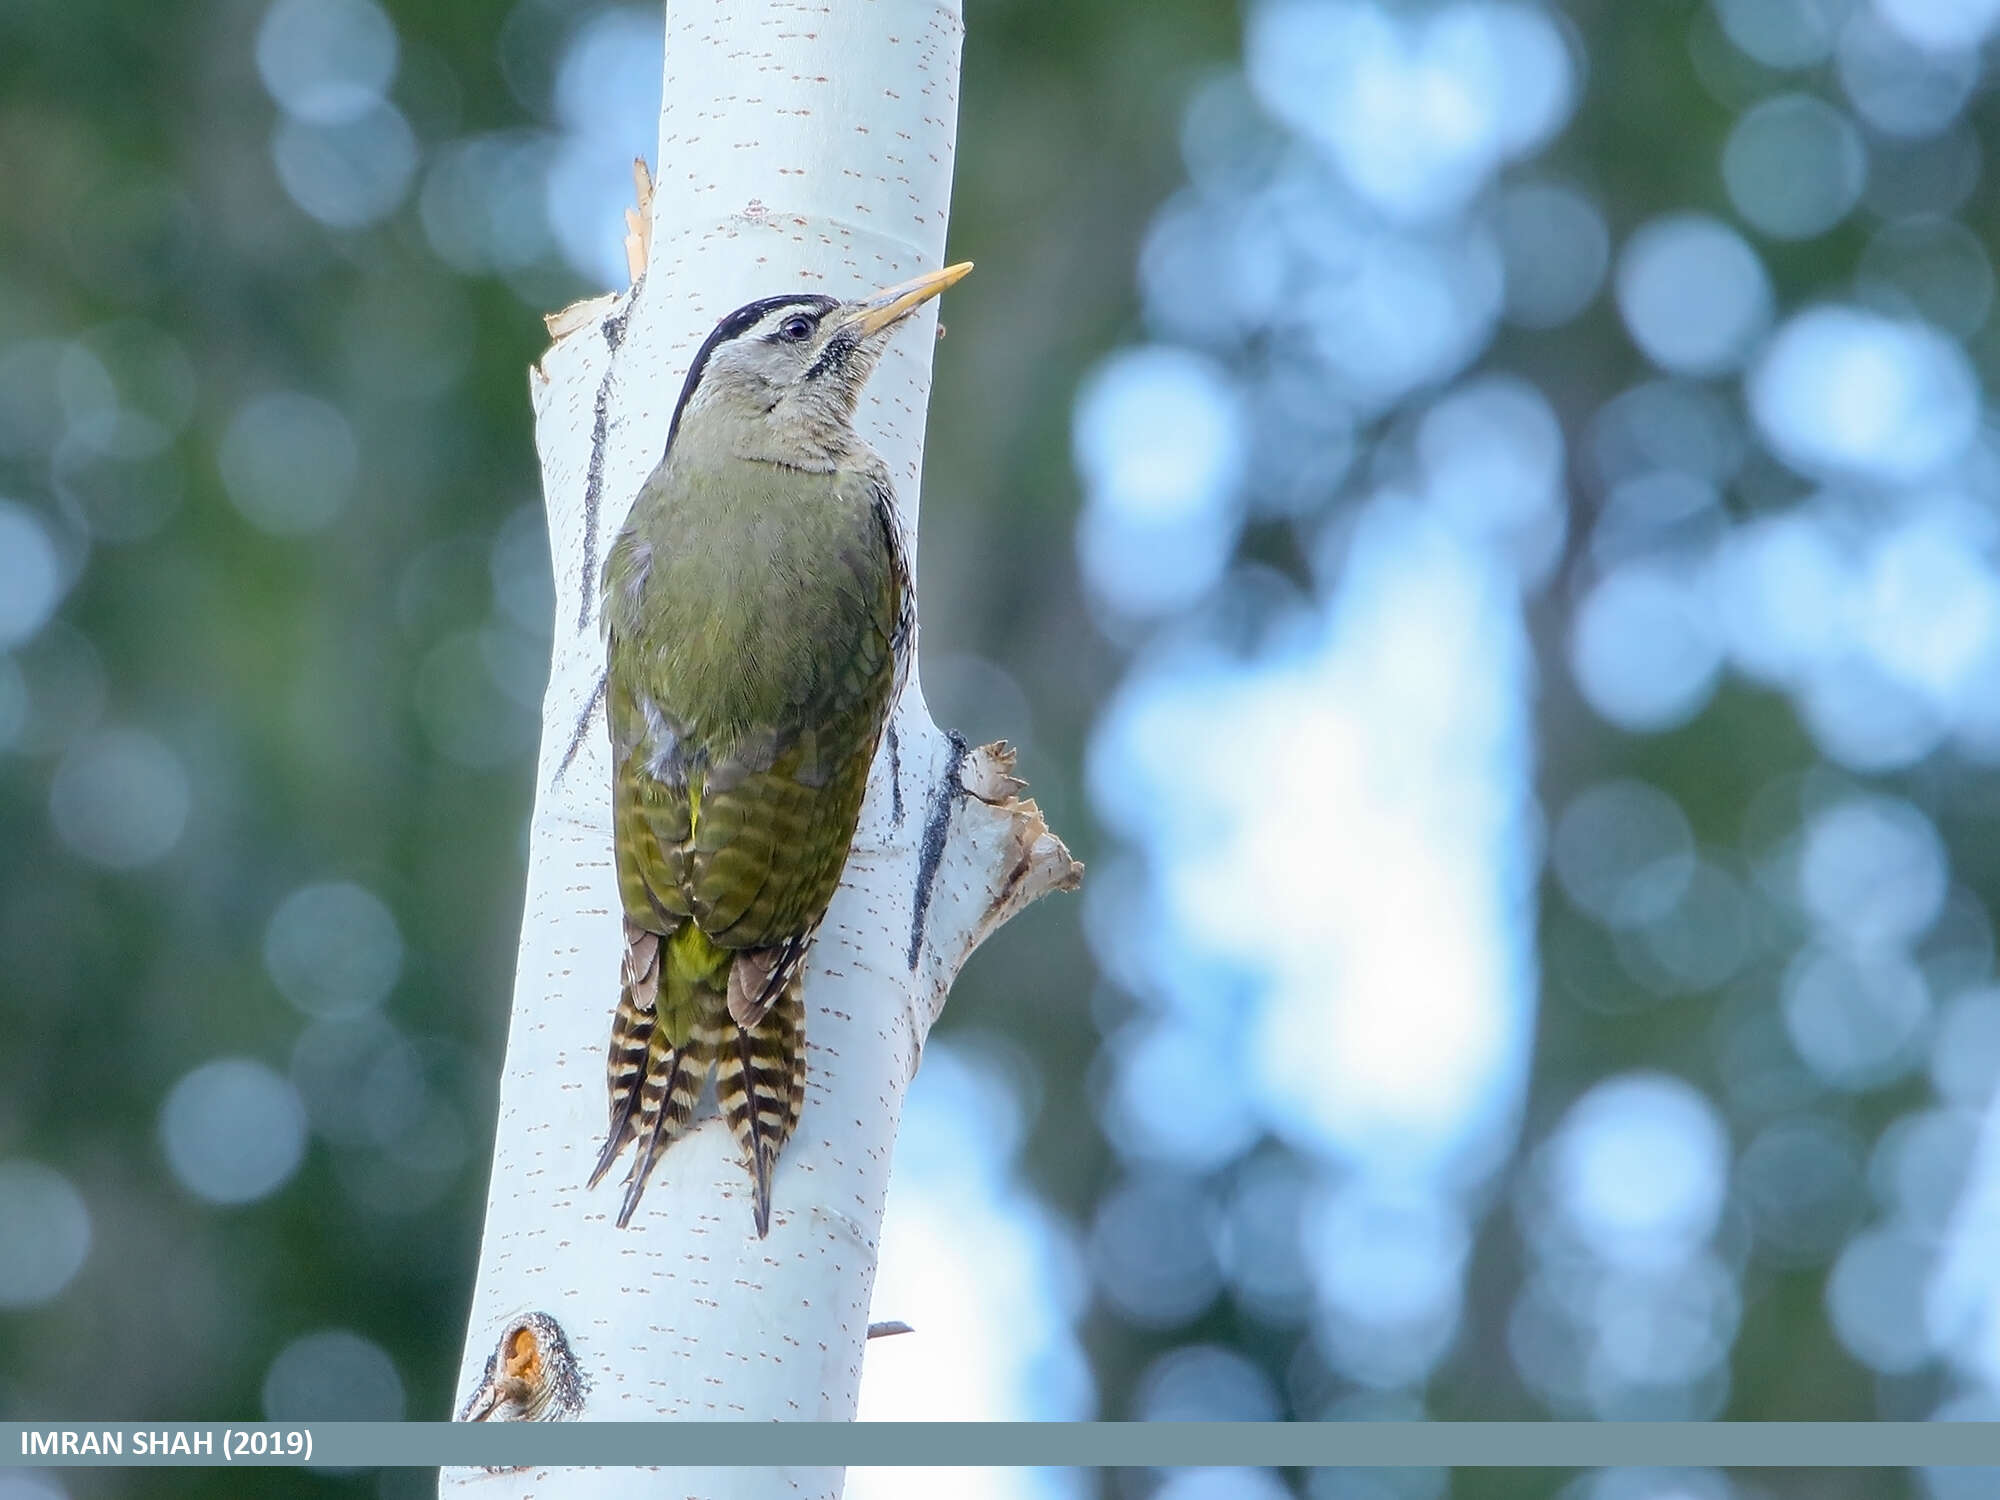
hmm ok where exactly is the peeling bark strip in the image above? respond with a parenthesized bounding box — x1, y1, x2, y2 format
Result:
(577, 379, 610, 632)
(886, 723, 903, 827)
(557, 672, 608, 783)
(908, 730, 965, 970)
(575, 307, 629, 634)
(448, 0, 1078, 1481)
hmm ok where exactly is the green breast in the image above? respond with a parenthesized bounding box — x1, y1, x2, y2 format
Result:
(605, 450, 902, 947)
(606, 457, 888, 746)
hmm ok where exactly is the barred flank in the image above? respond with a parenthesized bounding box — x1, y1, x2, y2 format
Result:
(716, 971, 807, 1238)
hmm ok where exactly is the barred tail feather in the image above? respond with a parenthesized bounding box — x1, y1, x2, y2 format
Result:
(592, 923, 808, 1235)
(588, 924, 660, 1191)
(717, 972, 807, 1238)
(726, 933, 811, 1028)
(587, 922, 722, 1229)
(781, 977, 805, 1149)
(614, 1012, 721, 1228)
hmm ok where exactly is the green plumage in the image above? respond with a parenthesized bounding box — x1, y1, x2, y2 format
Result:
(584, 272, 960, 1232)
(593, 449, 906, 1233)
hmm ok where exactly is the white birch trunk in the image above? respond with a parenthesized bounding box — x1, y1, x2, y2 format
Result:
(442, 1, 1079, 1491)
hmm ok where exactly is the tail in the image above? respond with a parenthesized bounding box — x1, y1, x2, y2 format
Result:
(588, 921, 723, 1228)
(588, 922, 658, 1187)
(613, 1010, 722, 1228)
(716, 968, 807, 1237)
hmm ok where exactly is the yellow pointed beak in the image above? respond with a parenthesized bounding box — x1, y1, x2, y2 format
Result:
(848, 262, 973, 338)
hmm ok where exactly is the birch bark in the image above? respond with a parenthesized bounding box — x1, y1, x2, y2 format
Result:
(442, 0, 1079, 1490)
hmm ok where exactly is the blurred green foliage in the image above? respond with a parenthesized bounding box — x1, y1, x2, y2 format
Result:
(1, 0, 1990, 1497)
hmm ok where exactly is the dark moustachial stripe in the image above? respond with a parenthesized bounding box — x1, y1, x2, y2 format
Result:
(665, 294, 840, 455)
(800, 327, 858, 384)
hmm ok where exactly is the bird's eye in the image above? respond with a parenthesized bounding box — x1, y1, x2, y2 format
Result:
(779, 315, 815, 342)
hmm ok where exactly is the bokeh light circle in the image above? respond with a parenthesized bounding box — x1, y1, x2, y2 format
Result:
(0, 1161, 91, 1308)
(256, 0, 399, 125)
(1570, 567, 1722, 732)
(160, 1058, 308, 1205)
(262, 1328, 406, 1420)
(264, 879, 404, 1019)
(218, 392, 359, 535)
(1545, 1073, 1729, 1270)
(48, 727, 190, 870)
(0, 501, 65, 649)
(1615, 215, 1771, 375)
(1721, 94, 1866, 241)
(1750, 306, 1978, 484)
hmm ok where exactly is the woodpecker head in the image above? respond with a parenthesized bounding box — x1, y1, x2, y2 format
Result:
(665, 262, 972, 470)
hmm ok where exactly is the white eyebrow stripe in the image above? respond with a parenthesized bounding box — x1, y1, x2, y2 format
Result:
(751, 307, 822, 341)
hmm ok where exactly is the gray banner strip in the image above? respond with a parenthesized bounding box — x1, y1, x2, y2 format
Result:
(5, 1423, 1999, 1468)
